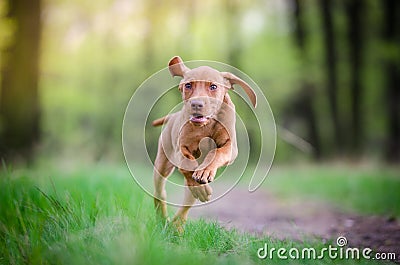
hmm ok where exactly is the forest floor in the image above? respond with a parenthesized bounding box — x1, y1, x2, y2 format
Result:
(2, 163, 399, 264)
(190, 184, 400, 262)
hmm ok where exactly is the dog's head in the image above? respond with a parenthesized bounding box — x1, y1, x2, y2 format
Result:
(168, 56, 257, 126)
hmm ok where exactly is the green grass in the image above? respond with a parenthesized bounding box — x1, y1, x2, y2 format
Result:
(0, 164, 396, 265)
(265, 164, 400, 217)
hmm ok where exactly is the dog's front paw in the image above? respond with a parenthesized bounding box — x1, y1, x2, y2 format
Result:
(188, 184, 213, 202)
(192, 168, 216, 184)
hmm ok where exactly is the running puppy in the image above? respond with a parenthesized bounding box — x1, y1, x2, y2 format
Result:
(152, 56, 257, 231)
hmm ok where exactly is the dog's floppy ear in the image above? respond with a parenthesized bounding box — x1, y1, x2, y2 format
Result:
(221, 72, 257, 108)
(168, 56, 190, 77)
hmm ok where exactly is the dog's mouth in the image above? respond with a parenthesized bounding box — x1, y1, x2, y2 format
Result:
(189, 114, 212, 124)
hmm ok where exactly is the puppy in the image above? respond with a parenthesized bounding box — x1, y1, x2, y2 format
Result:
(152, 56, 257, 230)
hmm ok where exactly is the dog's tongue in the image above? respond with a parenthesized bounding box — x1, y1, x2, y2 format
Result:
(190, 115, 207, 123)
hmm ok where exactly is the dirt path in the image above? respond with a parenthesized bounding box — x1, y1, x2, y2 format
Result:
(189, 187, 400, 262)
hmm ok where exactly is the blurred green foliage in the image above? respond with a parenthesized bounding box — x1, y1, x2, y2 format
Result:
(37, 0, 302, 162)
(0, 0, 397, 163)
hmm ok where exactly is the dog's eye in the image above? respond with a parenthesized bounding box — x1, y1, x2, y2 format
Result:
(209, 84, 217, 91)
(184, 83, 192, 90)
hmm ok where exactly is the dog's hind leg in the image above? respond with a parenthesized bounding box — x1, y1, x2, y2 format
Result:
(171, 178, 197, 234)
(153, 142, 174, 220)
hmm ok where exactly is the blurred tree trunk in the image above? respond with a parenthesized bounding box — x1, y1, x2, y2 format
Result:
(346, 0, 364, 155)
(225, 0, 241, 66)
(383, 0, 400, 163)
(319, 0, 342, 151)
(293, 0, 305, 49)
(290, 0, 321, 159)
(179, 1, 196, 57)
(142, 0, 157, 74)
(225, 0, 258, 160)
(0, 0, 41, 162)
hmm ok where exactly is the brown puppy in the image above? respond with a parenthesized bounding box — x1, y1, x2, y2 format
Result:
(152, 56, 257, 230)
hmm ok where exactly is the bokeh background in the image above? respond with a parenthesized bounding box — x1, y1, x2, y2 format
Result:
(1, 0, 399, 166)
(1, 1, 400, 264)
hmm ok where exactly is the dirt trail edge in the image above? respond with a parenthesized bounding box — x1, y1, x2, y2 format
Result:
(189, 186, 400, 262)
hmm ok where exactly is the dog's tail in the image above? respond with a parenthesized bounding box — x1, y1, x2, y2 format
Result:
(152, 115, 169, 127)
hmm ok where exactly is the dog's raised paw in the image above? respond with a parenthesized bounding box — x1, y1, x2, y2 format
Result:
(188, 184, 213, 202)
(192, 168, 216, 184)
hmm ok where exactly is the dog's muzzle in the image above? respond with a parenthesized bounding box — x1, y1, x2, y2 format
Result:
(189, 113, 212, 124)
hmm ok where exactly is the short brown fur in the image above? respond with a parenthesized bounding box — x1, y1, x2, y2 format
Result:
(153, 56, 256, 232)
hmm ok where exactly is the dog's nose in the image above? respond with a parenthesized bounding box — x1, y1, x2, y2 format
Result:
(191, 99, 204, 110)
